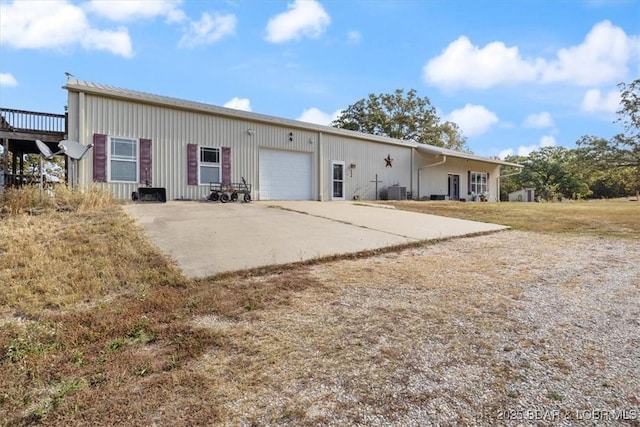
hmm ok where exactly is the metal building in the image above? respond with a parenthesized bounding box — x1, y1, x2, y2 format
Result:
(63, 79, 520, 202)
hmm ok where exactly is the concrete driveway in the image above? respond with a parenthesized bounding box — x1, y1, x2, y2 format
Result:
(123, 201, 507, 278)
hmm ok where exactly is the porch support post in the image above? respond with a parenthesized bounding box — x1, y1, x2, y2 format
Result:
(12, 151, 17, 176)
(1, 137, 7, 186)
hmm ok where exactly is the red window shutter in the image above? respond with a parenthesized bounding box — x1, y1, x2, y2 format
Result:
(467, 170, 471, 194)
(187, 143, 198, 185)
(221, 147, 231, 185)
(93, 134, 107, 182)
(139, 139, 152, 185)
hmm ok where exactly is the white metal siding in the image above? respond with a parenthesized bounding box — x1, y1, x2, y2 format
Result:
(259, 149, 312, 200)
(321, 135, 413, 201)
(71, 94, 318, 201)
(416, 155, 501, 201)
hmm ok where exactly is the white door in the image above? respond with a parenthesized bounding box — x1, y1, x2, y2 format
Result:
(331, 161, 345, 200)
(259, 149, 312, 200)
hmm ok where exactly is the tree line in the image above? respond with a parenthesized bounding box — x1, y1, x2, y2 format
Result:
(500, 79, 639, 201)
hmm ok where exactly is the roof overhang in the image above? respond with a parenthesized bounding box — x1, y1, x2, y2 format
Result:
(415, 144, 523, 168)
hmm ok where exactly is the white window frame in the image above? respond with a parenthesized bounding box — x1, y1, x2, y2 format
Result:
(331, 160, 345, 201)
(199, 146, 221, 185)
(108, 136, 139, 183)
(470, 171, 488, 196)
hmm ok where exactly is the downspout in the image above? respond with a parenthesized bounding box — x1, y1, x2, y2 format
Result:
(417, 154, 446, 200)
(497, 167, 523, 202)
(318, 131, 323, 201)
(410, 147, 414, 200)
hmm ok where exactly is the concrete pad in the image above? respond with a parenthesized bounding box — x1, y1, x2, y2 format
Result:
(123, 201, 507, 278)
(267, 201, 507, 240)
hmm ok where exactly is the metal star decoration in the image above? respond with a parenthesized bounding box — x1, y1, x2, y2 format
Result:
(384, 154, 393, 167)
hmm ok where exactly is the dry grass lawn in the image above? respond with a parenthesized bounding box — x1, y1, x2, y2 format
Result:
(1, 191, 639, 426)
(383, 199, 640, 239)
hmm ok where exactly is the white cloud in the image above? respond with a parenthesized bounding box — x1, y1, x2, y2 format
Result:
(523, 112, 554, 128)
(84, 0, 185, 23)
(178, 12, 236, 48)
(423, 20, 639, 90)
(446, 104, 499, 136)
(165, 9, 188, 25)
(541, 20, 638, 86)
(0, 0, 133, 57)
(0, 73, 18, 87)
(581, 88, 621, 113)
(423, 36, 540, 89)
(265, 0, 331, 43)
(223, 97, 252, 112)
(83, 28, 134, 57)
(347, 30, 362, 45)
(499, 135, 557, 159)
(539, 135, 556, 147)
(297, 107, 342, 126)
(498, 148, 514, 159)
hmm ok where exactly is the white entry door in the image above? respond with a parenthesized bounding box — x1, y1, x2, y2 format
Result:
(331, 161, 345, 200)
(259, 149, 312, 200)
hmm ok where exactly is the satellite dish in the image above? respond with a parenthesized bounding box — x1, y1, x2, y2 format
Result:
(58, 140, 92, 160)
(35, 139, 54, 158)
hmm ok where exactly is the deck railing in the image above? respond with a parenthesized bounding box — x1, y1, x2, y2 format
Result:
(3, 173, 39, 187)
(0, 107, 66, 134)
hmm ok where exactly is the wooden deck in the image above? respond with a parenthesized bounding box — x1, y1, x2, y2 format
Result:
(1, 107, 67, 188)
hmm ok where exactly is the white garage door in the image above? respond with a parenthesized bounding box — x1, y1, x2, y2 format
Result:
(259, 149, 312, 200)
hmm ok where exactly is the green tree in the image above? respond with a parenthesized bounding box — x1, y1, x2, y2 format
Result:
(576, 79, 640, 198)
(617, 78, 640, 140)
(499, 155, 528, 201)
(503, 147, 590, 201)
(614, 79, 640, 195)
(331, 89, 469, 151)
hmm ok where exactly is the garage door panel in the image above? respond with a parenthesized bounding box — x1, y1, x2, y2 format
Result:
(259, 149, 312, 200)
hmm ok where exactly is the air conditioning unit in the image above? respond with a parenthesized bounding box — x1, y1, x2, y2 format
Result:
(387, 186, 406, 200)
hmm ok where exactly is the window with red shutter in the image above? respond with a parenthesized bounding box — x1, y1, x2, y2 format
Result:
(187, 144, 198, 185)
(93, 134, 107, 182)
(221, 147, 231, 185)
(139, 139, 152, 186)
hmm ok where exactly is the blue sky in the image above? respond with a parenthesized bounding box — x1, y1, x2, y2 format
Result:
(1, 0, 639, 158)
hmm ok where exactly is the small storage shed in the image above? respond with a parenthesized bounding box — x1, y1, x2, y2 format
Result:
(509, 188, 536, 202)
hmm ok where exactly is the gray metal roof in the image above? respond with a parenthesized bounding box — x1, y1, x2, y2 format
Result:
(64, 78, 522, 167)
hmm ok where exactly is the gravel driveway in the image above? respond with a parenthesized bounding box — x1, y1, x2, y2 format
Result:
(192, 230, 640, 426)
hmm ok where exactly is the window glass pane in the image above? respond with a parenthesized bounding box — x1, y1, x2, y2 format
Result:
(201, 165, 220, 184)
(201, 148, 219, 163)
(333, 164, 343, 180)
(333, 181, 343, 198)
(112, 138, 136, 159)
(111, 160, 137, 182)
